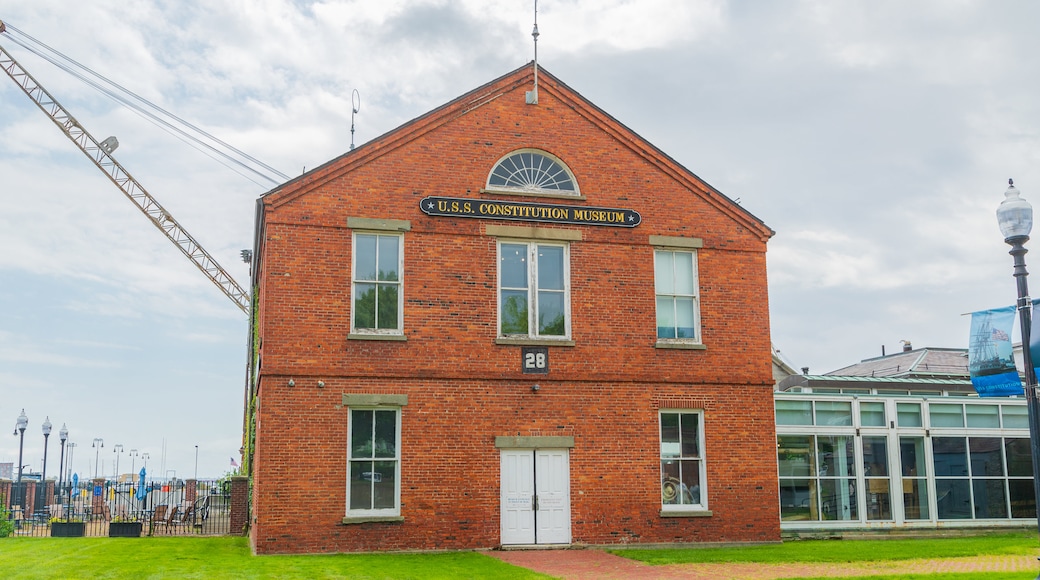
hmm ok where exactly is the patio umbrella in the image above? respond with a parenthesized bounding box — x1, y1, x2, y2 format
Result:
(136, 468, 147, 501)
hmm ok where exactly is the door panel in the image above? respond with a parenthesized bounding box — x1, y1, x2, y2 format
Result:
(536, 449, 571, 544)
(501, 450, 535, 545)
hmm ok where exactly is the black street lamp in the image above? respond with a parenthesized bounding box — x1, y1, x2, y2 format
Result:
(57, 424, 68, 504)
(113, 444, 124, 478)
(996, 179, 1040, 562)
(13, 410, 27, 510)
(39, 417, 52, 511)
(92, 438, 104, 478)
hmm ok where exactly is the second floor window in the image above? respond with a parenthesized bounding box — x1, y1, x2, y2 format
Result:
(352, 233, 403, 333)
(499, 242, 570, 338)
(654, 250, 699, 342)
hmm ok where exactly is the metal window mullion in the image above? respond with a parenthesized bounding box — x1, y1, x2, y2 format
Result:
(528, 244, 537, 336)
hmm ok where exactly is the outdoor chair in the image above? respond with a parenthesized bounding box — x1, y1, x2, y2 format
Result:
(163, 506, 179, 532)
(49, 504, 64, 520)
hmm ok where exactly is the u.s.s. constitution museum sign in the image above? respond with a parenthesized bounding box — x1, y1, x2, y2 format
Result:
(420, 196, 641, 228)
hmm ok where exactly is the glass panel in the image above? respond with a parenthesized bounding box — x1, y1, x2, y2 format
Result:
(775, 400, 812, 426)
(969, 437, 1003, 477)
(899, 437, 927, 477)
(500, 291, 528, 334)
(779, 478, 816, 521)
(778, 436, 814, 477)
(355, 235, 377, 280)
(932, 437, 968, 477)
(675, 298, 696, 339)
(372, 460, 396, 509)
(656, 297, 676, 339)
(862, 436, 888, 476)
(354, 283, 376, 329)
(349, 461, 374, 510)
(860, 402, 886, 427)
(902, 478, 930, 520)
(663, 459, 701, 506)
(819, 478, 857, 520)
(966, 405, 1000, 429)
(537, 246, 564, 290)
(815, 401, 852, 426)
(930, 404, 964, 428)
(373, 410, 396, 458)
(376, 284, 398, 330)
(350, 410, 374, 458)
(865, 477, 891, 520)
(673, 252, 694, 295)
(376, 236, 399, 281)
(972, 478, 1008, 518)
(818, 436, 855, 477)
(660, 413, 680, 457)
(500, 244, 528, 289)
(537, 291, 565, 335)
(1003, 405, 1029, 429)
(897, 403, 922, 427)
(680, 413, 700, 458)
(1009, 479, 1037, 518)
(654, 251, 673, 294)
(1005, 438, 1034, 477)
(935, 478, 972, 519)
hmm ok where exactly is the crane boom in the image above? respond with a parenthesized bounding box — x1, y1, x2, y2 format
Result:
(0, 24, 249, 314)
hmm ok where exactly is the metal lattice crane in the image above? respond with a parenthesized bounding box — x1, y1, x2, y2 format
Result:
(0, 20, 250, 314)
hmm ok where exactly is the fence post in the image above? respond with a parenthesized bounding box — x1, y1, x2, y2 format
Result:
(229, 476, 249, 535)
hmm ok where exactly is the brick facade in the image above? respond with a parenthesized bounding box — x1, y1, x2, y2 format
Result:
(248, 65, 779, 554)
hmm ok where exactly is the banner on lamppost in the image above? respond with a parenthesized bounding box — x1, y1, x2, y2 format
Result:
(968, 305, 1023, 397)
(1029, 298, 1040, 383)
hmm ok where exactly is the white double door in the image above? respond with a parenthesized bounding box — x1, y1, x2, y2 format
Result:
(500, 449, 571, 545)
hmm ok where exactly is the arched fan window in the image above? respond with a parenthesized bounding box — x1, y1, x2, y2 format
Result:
(486, 150, 579, 195)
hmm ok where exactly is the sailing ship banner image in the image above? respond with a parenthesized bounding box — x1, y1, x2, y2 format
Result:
(969, 305, 1023, 396)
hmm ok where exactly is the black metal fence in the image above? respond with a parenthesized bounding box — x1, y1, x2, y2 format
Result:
(6, 477, 234, 538)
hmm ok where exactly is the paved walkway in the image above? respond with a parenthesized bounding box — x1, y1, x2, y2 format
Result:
(488, 549, 1040, 579)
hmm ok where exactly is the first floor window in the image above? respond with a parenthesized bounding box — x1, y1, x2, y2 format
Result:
(352, 233, 403, 333)
(499, 241, 570, 338)
(347, 408, 401, 516)
(660, 411, 706, 510)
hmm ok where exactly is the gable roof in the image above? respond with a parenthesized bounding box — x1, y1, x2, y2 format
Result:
(260, 63, 774, 242)
(826, 347, 969, 380)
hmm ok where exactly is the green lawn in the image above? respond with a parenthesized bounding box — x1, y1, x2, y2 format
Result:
(0, 537, 552, 580)
(610, 532, 1040, 565)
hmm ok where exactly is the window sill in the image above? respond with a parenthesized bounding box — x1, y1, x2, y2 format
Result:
(655, 341, 705, 350)
(480, 188, 586, 201)
(660, 509, 712, 518)
(348, 333, 407, 341)
(342, 516, 405, 525)
(496, 337, 576, 347)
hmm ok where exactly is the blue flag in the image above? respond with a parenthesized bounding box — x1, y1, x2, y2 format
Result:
(969, 305, 1023, 396)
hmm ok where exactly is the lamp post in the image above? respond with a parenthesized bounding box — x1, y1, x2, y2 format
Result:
(141, 452, 150, 471)
(996, 179, 1040, 552)
(57, 424, 68, 503)
(92, 438, 104, 478)
(129, 449, 138, 477)
(13, 409, 27, 510)
(113, 444, 124, 479)
(39, 417, 52, 511)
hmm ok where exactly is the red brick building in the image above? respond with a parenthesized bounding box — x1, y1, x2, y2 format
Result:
(246, 64, 778, 554)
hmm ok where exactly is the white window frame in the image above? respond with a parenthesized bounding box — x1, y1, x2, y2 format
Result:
(346, 407, 402, 518)
(351, 232, 404, 335)
(654, 249, 701, 344)
(660, 410, 708, 512)
(485, 148, 580, 197)
(497, 240, 571, 339)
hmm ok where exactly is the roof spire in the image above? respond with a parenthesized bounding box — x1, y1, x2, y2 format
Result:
(526, 0, 539, 105)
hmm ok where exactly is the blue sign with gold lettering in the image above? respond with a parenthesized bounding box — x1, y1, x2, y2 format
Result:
(420, 196, 640, 227)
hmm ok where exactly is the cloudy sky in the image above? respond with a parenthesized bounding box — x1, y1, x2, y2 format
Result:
(2, 0, 1040, 479)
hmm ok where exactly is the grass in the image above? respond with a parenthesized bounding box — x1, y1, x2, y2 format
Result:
(0, 537, 552, 580)
(610, 532, 1040, 565)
